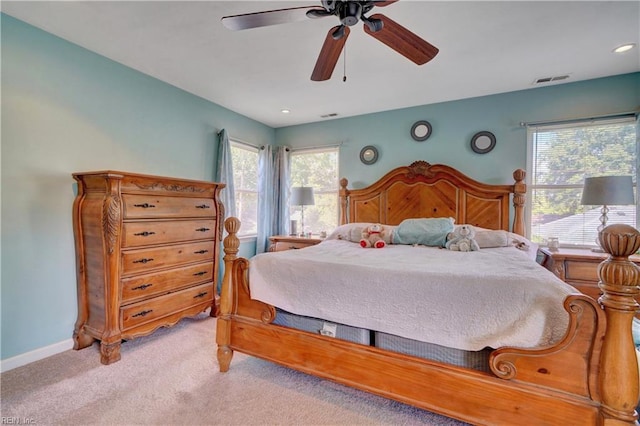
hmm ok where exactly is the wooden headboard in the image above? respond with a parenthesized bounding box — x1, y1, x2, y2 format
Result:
(339, 161, 526, 236)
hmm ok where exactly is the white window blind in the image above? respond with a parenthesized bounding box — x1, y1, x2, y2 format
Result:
(527, 116, 638, 248)
(230, 141, 259, 237)
(290, 147, 339, 235)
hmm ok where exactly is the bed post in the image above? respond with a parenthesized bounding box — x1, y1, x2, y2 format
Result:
(512, 169, 526, 236)
(598, 224, 640, 425)
(216, 217, 240, 372)
(339, 178, 349, 225)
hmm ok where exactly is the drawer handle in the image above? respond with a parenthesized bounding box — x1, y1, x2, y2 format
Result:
(133, 258, 154, 264)
(195, 204, 210, 209)
(133, 203, 156, 208)
(195, 227, 210, 232)
(194, 250, 209, 254)
(289, 246, 300, 250)
(131, 283, 153, 291)
(194, 291, 208, 299)
(132, 309, 153, 318)
(134, 231, 156, 237)
(193, 271, 208, 276)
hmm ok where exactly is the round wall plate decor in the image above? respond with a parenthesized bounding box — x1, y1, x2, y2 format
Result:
(470, 131, 496, 154)
(410, 120, 432, 141)
(359, 145, 378, 165)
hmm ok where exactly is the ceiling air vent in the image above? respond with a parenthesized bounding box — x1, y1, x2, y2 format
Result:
(533, 74, 571, 85)
(320, 113, 339, 118)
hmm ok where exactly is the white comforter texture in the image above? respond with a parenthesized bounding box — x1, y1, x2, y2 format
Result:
(249, 240, 579, 351)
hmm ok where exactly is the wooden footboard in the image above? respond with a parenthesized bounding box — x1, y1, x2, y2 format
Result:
(217, 218, 640, 425)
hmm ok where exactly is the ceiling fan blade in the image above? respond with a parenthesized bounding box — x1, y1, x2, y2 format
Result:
(222, 6, 325, 31)
(363, 13, 439, 65)
(372, 1, 399, 6)
(311, 26, 351, 81)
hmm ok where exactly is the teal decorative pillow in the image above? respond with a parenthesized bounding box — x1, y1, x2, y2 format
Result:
(392, 217, 455, 247)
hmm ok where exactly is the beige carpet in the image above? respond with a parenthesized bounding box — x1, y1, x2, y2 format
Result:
(1, 314, 469, 425)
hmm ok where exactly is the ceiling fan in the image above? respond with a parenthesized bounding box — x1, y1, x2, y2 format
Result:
(221, 1, 439, 82)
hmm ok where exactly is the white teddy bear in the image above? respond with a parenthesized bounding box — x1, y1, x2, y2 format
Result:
(445, 225, 480, 252)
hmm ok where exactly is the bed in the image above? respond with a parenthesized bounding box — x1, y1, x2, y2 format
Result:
(216, 160, 640, 425)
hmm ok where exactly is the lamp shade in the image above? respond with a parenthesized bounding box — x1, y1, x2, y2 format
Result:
(290, 186, 315, 206)
(581, 176, 635, 206)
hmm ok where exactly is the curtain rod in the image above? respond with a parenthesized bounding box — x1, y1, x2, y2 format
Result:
(519, 111, 638, 128)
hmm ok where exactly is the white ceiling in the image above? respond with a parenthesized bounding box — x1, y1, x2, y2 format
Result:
(2, 1, 639, 128)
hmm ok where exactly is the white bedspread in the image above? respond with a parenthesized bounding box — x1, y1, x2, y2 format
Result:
(249, 240, 578, 351)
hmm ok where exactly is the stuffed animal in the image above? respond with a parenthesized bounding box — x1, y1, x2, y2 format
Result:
(360, 223, 387, 248)
(445, 225, 480, 252)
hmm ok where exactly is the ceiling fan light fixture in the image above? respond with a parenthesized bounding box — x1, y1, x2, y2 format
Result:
(613, 43, 636, 54)
(340, 2, 362, 26)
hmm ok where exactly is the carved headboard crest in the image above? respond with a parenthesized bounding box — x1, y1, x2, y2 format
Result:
(406, 161, 434, 179)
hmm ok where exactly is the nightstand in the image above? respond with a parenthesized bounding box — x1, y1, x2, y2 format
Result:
(268, 235, 324, 252)
(540, 247, 640, 317)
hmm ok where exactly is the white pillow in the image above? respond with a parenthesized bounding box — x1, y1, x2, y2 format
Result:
(454, 225, 538, 261)
(326, 223, 396, 243)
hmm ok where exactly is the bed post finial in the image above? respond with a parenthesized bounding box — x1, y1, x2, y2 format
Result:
(216, 217, 240, 372)
(512, 169, 526, 236)
(598, 224, 640, 425)
(340, 178, 349, 225)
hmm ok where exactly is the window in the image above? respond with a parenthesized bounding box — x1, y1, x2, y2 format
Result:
(290, 147, 339, 235)
(230, 141, 259, 237)
(527, 117, 638, 247)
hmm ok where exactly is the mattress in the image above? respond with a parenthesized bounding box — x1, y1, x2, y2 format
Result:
(374, 331, 492, 372)
(272, 308, 370, 345)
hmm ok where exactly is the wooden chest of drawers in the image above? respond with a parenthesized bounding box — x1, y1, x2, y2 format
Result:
(72, 171, 224, 364)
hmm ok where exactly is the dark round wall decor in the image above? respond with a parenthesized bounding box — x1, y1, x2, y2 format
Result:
(359, 145, 379, 165)
(470, 131, 496, 154)
(410, 120, 432, 142)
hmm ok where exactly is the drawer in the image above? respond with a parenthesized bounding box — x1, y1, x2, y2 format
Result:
(121, 262, 214, 303)
(122, 195, 216, 219)
(273, 241, 315, 251)
(121, 282, 213, 330)
(564, 260, 599, 282)
(122, 219, 216, 247)
(121, 241, 214, 275)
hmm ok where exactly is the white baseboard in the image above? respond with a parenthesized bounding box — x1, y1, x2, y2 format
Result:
(1, 338, 74, 373)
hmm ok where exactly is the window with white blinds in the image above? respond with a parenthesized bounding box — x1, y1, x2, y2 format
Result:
(527, 116, 638, 248)
(230, 140, 259, 237)
(290, 147, 339, 235)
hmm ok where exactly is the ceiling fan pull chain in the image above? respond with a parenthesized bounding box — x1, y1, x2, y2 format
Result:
(343, 43, 347, 82)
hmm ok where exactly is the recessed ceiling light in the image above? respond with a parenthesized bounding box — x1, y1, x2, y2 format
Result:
(613, 43, 636, 54)
(281, 109, 290, 114)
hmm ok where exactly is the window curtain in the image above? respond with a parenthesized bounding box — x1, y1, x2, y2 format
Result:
(215, 129, 236, 221)
(257, 145, 291, 253)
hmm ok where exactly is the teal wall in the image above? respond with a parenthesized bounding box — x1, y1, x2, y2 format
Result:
(276, 73, 639, 188)
(2, 12, 638, 363)
(1, 15, 274, 361)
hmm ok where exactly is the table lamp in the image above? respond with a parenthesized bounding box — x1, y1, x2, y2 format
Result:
(290, 186, 315, 236)
(580, 175, 635, 251)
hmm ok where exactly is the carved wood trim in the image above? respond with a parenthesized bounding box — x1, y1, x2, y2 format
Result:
(129, 181, 207, 193)
(102, 195, 121, 254)
(406, 160, 435, 179)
